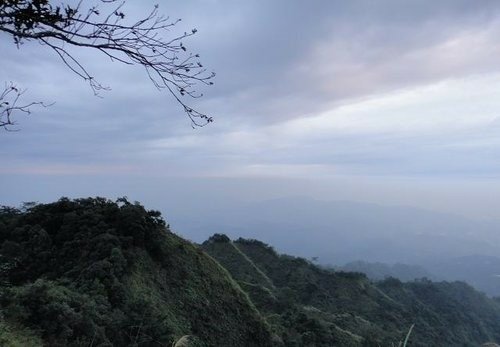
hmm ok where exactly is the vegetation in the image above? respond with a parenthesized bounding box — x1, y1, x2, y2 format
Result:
(202, 235, 500, 346)
(0, 198, 273, 346)
(1, 198, 499, 346)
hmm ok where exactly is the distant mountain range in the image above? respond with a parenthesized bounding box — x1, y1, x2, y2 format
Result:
(430, 255, 500, 297)
(168, 196, 500, 296)
(337, 257, 500, 297)
(170, 196, 500, 264)
(337, 261, 435, 282)
(2, 198, 500, 346)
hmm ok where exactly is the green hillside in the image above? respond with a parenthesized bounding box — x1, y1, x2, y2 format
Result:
(1, 198, 500, 346)
(0, 198, 274, 347)
(202, 235, 500, 347)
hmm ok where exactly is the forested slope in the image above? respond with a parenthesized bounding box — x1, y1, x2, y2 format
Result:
(0, 198, 274, 347)
(1, 198, 499, 347)
(203, 235, 500, 346)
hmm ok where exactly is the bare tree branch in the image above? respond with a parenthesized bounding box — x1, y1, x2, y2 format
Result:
(0, 82, 50, 131)
(0, 0, 215, 128)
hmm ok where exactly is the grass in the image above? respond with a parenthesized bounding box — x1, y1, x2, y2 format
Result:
(393, 324, 414, 347)
(230, 242, 276, 290)
(173, 335, 192, 347)
(0, 320, 42, 347)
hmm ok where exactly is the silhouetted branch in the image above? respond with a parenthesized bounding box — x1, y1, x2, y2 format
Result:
(0, 82, 49, 131)
(0, 0, 215, 127)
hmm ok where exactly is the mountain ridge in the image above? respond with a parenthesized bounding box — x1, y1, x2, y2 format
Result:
(202, 234, 500, 346)
(1, 198, 499, 346)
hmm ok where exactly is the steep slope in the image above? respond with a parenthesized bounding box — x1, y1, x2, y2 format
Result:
(202, 235, 500, 347)
(2, 198, 499, 346)
(0, 198, 274, 347)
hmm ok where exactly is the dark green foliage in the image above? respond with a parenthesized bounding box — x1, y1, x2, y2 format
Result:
(2, 198, 500, 346)
(203, 235, 500, 347)
(0, 198, 273, 346)
(1, 279, 109, 345)
(206, 233, 231, 243)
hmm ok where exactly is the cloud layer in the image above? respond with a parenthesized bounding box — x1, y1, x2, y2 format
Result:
(1, 0, 500, 218)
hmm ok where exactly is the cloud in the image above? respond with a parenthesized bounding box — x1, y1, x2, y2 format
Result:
(139, 73, 500, 178)
(0, 163, 139, 176)
(174, 0, 500, 124)
(1, 0, 500, 191)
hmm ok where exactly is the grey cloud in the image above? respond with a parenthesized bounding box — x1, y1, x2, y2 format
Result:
(166, 0, 500, 126)
(2, 0, 500, 212)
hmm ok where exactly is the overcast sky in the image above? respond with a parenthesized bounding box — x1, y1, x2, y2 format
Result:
(1, 0, 500, 222)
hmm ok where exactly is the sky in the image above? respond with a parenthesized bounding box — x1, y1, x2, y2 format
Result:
(1, 0, 500, 223)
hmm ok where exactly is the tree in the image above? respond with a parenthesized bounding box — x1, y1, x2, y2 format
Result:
(0, 81, 49, 129)
(0, 0, 215, 129)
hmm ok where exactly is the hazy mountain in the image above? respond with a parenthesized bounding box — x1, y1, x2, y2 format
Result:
(169, 196, 500, 265)
(2, 198, 500, 346)
(335, 257, 500, 297)
(427, 255, 500, 297)
(338, 261, 435, 282)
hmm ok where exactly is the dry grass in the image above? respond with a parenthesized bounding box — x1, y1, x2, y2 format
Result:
(172, 335, 192, 347)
